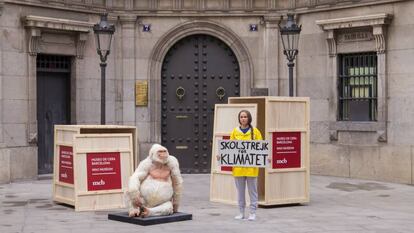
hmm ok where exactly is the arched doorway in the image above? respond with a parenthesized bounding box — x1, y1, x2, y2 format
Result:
(161, 34, 240, 173)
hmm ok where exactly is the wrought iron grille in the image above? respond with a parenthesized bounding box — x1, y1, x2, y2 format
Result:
(338, 53, 377, 121)
(36, 54, 71, 72)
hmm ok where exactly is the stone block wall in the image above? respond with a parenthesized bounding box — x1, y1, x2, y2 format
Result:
(301, 1, 414, 184)
(1, 0, 413, 184)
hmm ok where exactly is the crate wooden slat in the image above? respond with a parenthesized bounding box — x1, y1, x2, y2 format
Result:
(210, 97, 310, 206)
(53, 125, 136, 211)
(54, 125, 138, 166)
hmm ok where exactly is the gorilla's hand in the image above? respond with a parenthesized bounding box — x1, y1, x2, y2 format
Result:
(133, 196, 143, 207)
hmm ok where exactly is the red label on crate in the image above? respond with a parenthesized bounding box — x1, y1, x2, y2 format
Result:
(272, 132, 301, 169)
(59, 146, 74, 184)
(220, 136, 233, 172)
(86, 152, 121, 191)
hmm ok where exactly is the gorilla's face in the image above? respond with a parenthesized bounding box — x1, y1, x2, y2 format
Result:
(157, 149, 168, 161)
(153, 149, 168, 164)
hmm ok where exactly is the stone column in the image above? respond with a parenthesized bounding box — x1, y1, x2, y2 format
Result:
(69, 33, 87, 124)
(125, 0, 133, 10)
(263, 14, 281, 96)
(373, 25, 387, 142)
(0, 1, 2, 140)
(326, 29, 339, 140)
(0, 17, 3, 145)
(114, 19, 123, 125)
(27, 28, 41, 145)
(134, 17, 151, 145)
(0, 8, 8, 182)
(119, 16, 137, 126)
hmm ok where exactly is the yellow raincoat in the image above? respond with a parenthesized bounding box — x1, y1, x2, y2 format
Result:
(230, 127, 263, 177)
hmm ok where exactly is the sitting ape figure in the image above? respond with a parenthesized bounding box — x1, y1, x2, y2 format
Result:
(127, 144, 183, 217)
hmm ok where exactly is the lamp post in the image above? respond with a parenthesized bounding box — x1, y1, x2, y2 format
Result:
(279, 14, 301, 97)
(93, 13, 115, 125)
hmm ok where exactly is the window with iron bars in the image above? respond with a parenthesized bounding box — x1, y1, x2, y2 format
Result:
(338, 53, 377, 121)
(36, 54, 71, 73)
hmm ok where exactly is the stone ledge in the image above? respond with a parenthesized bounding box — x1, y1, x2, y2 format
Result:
(316, 13, 393, 31)
(22, 15, 93, 57)
(4, 0, 406, 16)
(23, 15, 94, 32)
(330, 121, 386, 132)
(329, 122, 387, 142)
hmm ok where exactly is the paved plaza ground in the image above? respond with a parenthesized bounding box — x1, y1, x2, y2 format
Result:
(1, 174, 413, 233)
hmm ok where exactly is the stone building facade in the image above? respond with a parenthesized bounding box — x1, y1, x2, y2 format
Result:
(0, 0, 413, 184)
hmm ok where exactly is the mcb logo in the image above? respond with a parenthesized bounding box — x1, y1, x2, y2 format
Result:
(92, 179, 106, 186)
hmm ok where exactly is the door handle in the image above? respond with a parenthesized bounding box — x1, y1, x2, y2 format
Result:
(176, 86, 185, 100)
(46, 111, 52, 121)
(216, 87, 226, 100)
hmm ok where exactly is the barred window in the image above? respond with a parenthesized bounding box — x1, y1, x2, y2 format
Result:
(338, 53, 377, 121)
(36, 54, 71, 72)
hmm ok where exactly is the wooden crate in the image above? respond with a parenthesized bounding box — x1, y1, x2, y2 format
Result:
(53, 125, 137, 211)
(210, 104, 258, 205)
(210, 97, 310, 206)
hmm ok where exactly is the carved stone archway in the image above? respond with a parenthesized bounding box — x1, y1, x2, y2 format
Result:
(148, 20, 254, 142)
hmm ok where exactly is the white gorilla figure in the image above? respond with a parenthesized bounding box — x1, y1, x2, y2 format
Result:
(127, 144, 183, 217)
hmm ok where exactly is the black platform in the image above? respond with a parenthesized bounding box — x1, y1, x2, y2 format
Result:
(108, 212, 192, 226)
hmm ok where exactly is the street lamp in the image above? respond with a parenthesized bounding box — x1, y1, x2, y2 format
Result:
(279, 14, 301, 97)
(93, 13, 115, 125)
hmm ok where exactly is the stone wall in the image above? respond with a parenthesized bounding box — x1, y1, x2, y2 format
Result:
(0, 3, 39, 183)
(0, 4, 101, 182)
(299, 1, 414, 184)
(0, 0, 413, 184)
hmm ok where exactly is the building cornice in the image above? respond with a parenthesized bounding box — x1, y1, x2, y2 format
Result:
(23, 15, 94, 32)
(316, 13, 392, 55)
(263, 14, 282, 24)
(315, 14, 393, 31)
(23, 15, 93, 58)
(3, 0, 408, 17)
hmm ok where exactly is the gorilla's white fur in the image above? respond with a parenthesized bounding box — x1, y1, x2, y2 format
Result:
(127, 144, 183, 217)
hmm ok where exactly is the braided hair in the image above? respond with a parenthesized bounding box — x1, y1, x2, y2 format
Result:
(238, 110, 254, 140)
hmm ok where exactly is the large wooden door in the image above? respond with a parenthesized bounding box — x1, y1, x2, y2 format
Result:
(37, 55, 71, 174)
(161, 34, 240, 173)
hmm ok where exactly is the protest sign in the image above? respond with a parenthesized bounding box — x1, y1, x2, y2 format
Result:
(218, 140, 270, 167)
